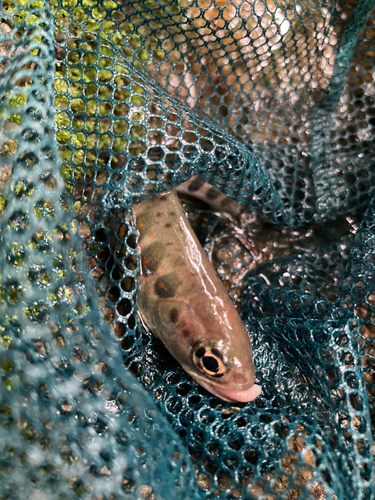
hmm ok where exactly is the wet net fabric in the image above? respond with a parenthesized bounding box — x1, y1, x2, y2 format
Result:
(0, 0, 374, 498)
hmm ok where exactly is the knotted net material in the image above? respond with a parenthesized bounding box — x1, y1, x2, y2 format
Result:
(0, 0, 374, 498)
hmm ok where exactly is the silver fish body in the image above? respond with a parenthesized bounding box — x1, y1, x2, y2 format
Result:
(132, 188, 261, 403)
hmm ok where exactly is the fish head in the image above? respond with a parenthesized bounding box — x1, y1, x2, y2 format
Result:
(157, 299, 261, 403)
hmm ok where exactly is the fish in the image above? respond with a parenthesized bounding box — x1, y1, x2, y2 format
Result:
(176, 175, 246, 221)
(131, 188, 261, 403)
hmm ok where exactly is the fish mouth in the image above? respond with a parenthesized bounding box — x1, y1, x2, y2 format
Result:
(189, 372, 261, 402)
(208, 383, 262, 403)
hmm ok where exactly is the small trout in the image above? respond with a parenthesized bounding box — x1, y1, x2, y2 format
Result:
(132, 188, 261, 403)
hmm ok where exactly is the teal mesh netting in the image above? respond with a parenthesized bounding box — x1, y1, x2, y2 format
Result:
(0, 0, 374, 498)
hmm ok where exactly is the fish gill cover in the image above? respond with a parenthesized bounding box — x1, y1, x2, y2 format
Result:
(0, 0, 374, 498)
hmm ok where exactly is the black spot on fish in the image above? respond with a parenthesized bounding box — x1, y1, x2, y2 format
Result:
(141, 242, 165, 274)
(220, 197, 233, 209)
(177, 193, 211, 211)
(169, 211, 176, 217)
(165, 223, 172, 228)
(206, 187, 221, 200)
(187, 176, 205, 192)
(211, 348, 223, 360)
(156, 212, 162, 217)
(135, 212, 151, 239)
(195, 347, 205, 358)
(182, 329, 191, 339)
(154, 273, 179, 298)
(170, 308, 179, 323)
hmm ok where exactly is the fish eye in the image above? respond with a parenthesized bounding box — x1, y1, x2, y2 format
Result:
(193, 346, 226, 378)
